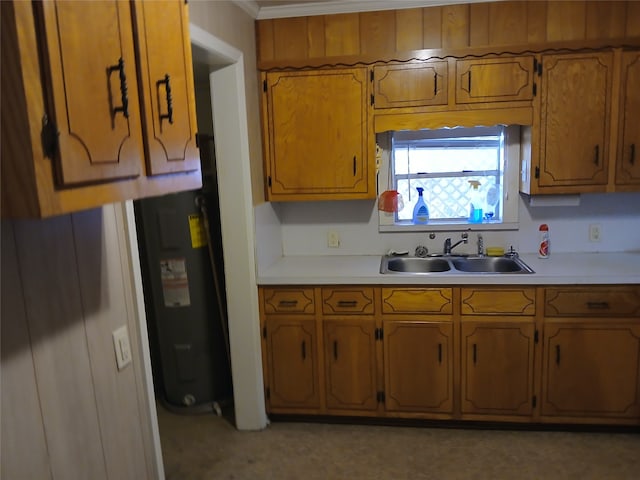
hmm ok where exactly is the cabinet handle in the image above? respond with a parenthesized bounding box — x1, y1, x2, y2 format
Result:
(555, 345, 561, 365)
(630, 144, 636, 165)
(438, 343, 442, 364)
(472, 343, 477, 365)
(278, 299, 298, 307)
(108, 58, 129, 118)
(157, 74, 174, 124)
(337, 300, 358, 308)
(468, 71, 472, 93)
(433, 73, 438, 96)
(586, 301, 610, 310)
(353, 156, 356, 176)
(594, 145, 599, 165)
(301, 340, 306, 360)
(333, 340, 338, 360)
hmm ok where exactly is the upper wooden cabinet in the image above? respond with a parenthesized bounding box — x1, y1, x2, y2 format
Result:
(261, 68, 375, 201)
(455, 56, 536, 104)
(1, 0, 201, 218)
(615, 50, 640, 187)
(372, 62, 448, 109)
(519, 50, 640, 195)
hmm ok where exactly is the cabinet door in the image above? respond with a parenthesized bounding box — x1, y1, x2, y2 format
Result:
(461, 322, 535, 416)
(383, 321, 453, 413)
(133, 0, 199, 175)
(372, 62, 447, 108)
(324, 320, 378, 411)
(265, 318, 320, 410)
(456, 56, 535, 104)
(537, 52, 612, 188)
(616, 51, 640, 186)
(38, 1, 143, 185)
(263, 68, 373, 199)
(542, 323, 640, 419)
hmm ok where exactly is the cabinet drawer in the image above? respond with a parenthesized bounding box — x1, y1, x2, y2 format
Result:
(263, 288, 315, 314)
(381, 288, 453, 315)
(461, 288, 536, 315)
(545, 286, 640, 317)
(322, 287, 374, 315)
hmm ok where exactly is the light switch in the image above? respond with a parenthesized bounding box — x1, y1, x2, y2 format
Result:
(112, 325, 132, 370)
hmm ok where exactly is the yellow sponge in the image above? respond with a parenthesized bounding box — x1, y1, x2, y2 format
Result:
(486, 247, 505, 257)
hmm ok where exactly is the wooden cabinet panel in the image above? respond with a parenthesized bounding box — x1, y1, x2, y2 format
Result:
(383, 321, 453, 413)
(461, 287, 536, 315)
(541, 323, 640, 419)
(262, 68, 374, 200)
(537, 52, 613, 188)
(461, 322, 535, 416)
(381, 287, 453, 315)
(372, 62, 447, 108)
(545, 286, 640, 317)
(324, 320, 378, 411)
(455, 56, 535, 104)
(38, 0, 143, 185)
(263, 287, 315, 314)
(322, 287, 374, 315)
(133, 0, 199, 176)
(616, 50, 640, 186)
(265, 317, 320, 410)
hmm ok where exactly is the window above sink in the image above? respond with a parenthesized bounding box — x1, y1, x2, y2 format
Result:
(377, 125, 521, 232)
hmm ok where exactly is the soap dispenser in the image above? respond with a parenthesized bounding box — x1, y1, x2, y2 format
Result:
(468, 180, 483, 223)
(412, 187, 429, 224)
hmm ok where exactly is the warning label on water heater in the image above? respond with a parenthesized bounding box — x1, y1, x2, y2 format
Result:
(160, 258, 191, 307)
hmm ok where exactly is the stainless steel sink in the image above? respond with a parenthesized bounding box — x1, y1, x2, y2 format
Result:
(451, 256, 534, 273)
(380, 255, 534, 275)
(383, 257, 451, 274)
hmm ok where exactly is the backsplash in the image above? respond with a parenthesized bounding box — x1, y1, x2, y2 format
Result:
(255, 192, 640, 268)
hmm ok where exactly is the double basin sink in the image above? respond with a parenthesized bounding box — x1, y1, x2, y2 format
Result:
(380, 254, 535, 275)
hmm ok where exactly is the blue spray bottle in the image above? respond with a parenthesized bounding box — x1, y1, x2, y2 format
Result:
(412, 187, 429, 224)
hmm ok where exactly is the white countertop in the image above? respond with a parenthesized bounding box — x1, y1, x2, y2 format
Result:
(258, 252, 640, 285)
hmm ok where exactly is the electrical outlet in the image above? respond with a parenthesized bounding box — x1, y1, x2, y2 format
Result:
(589, 224, 601, 243)
(112, 325, 132, 370)
(327, 231, 340, 248)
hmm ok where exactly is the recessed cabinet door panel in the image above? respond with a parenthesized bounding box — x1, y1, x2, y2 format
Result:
(266, 318, 320, 409)
(539, 52, 612, 187)
(265, 69, 370, 195)
(134, 0, 199, 175)
(461, 322, 535, 416)
(616, 51, 640, 185)
(456, 56, 535, 104)
(542, 324, 640, 419)
(39, 1, 143, 185)
(373, 62, 448, 108)
(324, 321, 377, 411)
(384, 321, 453, 413)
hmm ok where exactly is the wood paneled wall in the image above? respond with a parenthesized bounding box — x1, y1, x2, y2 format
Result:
(1, 206, 158, 479)
(257, 1, 640, 68)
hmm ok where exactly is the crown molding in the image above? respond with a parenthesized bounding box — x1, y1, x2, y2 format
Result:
(254, 0, 490, 20)
(233, 0, 261, 19)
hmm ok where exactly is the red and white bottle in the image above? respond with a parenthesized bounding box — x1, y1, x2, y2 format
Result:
(538, 224, 550, 258)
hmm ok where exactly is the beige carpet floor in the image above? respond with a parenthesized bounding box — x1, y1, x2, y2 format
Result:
(157, 404, 640, 480)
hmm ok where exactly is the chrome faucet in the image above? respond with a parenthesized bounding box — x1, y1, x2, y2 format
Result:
(443, 233, 468, 255)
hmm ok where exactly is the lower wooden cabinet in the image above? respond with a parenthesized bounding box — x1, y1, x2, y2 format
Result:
(323, 320, 378, 412)
(259, 285, 640, 426)
(383, 321, 453, 414)
(461, 322, 535, 417)
(541, 323, 640, 421)
(264, 317, 320, 411)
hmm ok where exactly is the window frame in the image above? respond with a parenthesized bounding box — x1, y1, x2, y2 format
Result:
(377, 125, 521, 232)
